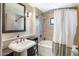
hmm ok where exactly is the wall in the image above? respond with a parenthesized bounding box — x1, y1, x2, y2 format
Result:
(26, 4, 37, 34)
(42, 10, 54, 40)
(35, 8, 43, 17)
(26, 4, 34, 34)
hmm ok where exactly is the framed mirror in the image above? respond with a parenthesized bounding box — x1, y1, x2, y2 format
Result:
(2, 3, 26, 33)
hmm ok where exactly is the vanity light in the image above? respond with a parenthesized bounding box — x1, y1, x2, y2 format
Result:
(26, 12, 32, 18)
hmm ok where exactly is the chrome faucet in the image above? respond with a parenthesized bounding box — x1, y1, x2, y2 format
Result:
(20, 38, 25, 42)
(16, 34, 25, 43)
(20, 38, 23, 42)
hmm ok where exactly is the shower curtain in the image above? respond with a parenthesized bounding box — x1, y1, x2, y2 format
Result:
(52, 9, 77, 56)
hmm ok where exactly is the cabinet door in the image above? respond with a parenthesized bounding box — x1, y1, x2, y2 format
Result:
(27, 46, 36, 56)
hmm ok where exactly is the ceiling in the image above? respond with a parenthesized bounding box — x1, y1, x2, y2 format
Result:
(28, 3, 77, 12)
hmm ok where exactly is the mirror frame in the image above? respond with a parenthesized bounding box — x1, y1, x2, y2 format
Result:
(2, 3, 26, 33)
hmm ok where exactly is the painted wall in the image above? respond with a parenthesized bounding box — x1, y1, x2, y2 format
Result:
(42, 10, 54, 40)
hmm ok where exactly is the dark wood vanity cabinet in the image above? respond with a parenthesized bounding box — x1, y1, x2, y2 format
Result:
(27, 37, 38, 56)
(27, 45, 36, 56)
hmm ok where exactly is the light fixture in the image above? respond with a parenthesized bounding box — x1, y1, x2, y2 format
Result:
(26, 12, 32, 18)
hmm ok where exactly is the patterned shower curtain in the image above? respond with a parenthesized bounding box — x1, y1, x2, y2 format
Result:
(52, 9, 77, 56)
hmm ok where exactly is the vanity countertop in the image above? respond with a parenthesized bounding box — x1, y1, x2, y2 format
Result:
(8, 39, 36, 52)
(2, 33, 35, 49)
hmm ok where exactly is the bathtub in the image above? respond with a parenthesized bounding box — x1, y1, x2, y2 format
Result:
(38, 40, 53, 56)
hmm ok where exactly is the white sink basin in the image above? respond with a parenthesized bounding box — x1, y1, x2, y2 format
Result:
(8, 39, 36, 52)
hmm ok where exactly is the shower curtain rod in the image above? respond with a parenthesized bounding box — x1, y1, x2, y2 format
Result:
(53, 7, 76, 10)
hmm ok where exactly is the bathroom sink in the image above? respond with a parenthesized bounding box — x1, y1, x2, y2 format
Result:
(8, 39, 36, 52)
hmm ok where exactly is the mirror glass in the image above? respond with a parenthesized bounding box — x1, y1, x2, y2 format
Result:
(3, 3, 26, 33)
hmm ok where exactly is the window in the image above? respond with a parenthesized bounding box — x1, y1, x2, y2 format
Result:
(50, 18, 54, 25)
